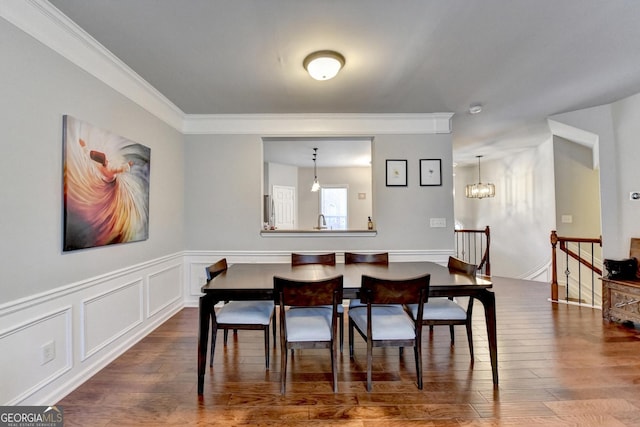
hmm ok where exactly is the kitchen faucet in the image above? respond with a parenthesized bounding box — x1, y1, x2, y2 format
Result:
(317, 213, 327, 229)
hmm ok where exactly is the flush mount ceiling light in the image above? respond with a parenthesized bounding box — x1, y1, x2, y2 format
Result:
(303, 50, 345, 81)
(469, 103, 483, 114)
(311, 147, 320, 192)
(465, 155, 495, 199)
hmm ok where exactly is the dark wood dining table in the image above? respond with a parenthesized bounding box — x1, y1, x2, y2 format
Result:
(197, 261, 497, 394)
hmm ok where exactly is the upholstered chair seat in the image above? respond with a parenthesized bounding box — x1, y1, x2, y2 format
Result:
(409, 298, 467, 321)
(348, 305, 415, 340)
(217, 300, 274, 326)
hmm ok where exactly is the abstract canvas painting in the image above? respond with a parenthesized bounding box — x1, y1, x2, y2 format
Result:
(63, 115, 150, 251)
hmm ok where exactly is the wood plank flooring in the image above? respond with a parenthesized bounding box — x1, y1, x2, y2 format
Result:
(57, 277, 640, 426)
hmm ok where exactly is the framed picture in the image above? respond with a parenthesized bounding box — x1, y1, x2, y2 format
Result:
(63, 115, 151, 251)
(386, 159, 407, 186)
(420, 159, 442, 186)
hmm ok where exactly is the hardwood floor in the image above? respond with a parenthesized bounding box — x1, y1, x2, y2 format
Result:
(57, 277, 640, 426)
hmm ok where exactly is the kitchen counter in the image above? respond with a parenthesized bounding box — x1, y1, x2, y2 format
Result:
(260, 229, 377, 237)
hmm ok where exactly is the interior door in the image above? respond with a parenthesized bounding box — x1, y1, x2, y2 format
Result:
(272, 185, 296, 230)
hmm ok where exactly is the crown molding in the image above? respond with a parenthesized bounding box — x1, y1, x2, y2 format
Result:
(181, 113, 453, 135)
(2, 2, 453, 136)
(1, 0, 185, 131)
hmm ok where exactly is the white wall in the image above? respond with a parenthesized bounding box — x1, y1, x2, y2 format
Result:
(0, 19, 185, 405)
(454, 141, 556, 279)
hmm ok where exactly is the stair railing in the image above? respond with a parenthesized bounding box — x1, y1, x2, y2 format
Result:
(454, 226, 490, 276)
(550, 230, 602, 307)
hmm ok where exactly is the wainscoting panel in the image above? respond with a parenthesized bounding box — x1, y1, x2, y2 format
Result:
(81, 279, 144, 361)
(0, 252, 184, 406)
(0, 307, 72, 405)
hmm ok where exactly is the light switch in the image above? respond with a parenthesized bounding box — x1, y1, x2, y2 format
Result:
(561, 215, 573, 223)
(430, 218, 446, 228)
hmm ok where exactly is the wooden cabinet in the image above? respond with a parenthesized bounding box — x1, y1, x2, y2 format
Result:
(602, 237, 640, 323)
(602, 277, 640, 323)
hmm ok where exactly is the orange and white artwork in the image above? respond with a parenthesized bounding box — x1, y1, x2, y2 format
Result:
(63, 115, 150, 251)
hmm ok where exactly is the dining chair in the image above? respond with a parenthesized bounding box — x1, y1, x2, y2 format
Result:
(205, 258, 275, 369)
(345, 252, 389, 311)
(291, 252, 336, 266)
(348, 273, 430, 392)
(274, 274, 344, 394)
(409, 256, 477, 360)
(344, 252, 389, 265)
(290, 252, 345, 353)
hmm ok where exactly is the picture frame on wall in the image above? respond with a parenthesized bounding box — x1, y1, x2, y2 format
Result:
(63, 115, 151, 251)
(386, 159, 407, 186)
(420, 159, 442, 186)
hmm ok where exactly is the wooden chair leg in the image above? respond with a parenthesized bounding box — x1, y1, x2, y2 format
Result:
(331, 342, 338, 393)
(414, 343, 423, 390)
(366, 338, 373, 392)
(466, 320, 474, 361)
(449, 325, 455, 345)
(348, 318, 355, 358)
(280, 340, 287, 394)
(272, 308, 277, 348)
(223, 328, 229, 345)
(210, 323, 218, 368)
(264, 327, 270, 369)
(339, 313, 344, 353)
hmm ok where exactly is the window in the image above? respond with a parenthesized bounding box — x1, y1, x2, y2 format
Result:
(320, 187, 348, 230)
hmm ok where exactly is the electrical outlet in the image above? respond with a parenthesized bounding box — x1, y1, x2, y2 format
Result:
(630, 192, 640, 200)
(41, 341, 55, 365)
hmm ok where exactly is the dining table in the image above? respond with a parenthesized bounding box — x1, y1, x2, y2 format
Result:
(197, 261, 497, 394)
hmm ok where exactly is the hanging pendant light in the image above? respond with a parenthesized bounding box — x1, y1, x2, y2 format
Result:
(465, 155, 495, 199)
(311, 147, 320, 192)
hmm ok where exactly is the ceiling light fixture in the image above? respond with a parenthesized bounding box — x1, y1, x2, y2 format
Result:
(311, 147, 321, 192)
(465, 155, 495, 199)
(469, 103, 483, 114)
(303, 50, 345, 81)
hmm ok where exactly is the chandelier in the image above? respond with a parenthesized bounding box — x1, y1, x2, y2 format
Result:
(465, 155, 495, 199)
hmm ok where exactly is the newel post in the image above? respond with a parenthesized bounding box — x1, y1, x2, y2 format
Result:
(550, 230, 558, 301)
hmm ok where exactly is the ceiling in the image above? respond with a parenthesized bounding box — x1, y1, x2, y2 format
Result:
(48, 0, 640, 164)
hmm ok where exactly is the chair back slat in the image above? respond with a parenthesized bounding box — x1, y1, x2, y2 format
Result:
(447, 256, 477, 275)
(345, 252, 389, 265)
(274, 275, 343, 306)
(360, 274, 430, 305)
(291, 252, 336, 266)
(205, 258, 228, 281)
